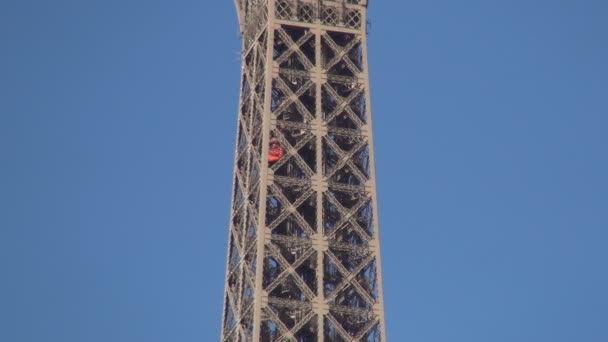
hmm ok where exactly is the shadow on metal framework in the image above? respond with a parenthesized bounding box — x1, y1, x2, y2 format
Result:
(222, 1, 386, 340)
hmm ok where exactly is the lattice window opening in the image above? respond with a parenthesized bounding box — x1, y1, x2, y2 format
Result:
(276, 74, 317, 119)
(275, 25, 315, 70)
(363, 324, 382, 342)
(328, 59, 357, 77)
(236, 143, 249, 172)
(330, 165, 365, 186)
(275, 101, 308, 123)
(254, 73, 266, 97)
(271, 237, 314, 266)
(279, 53, 309, 72)
(298, 3, 315, 23)
(298, 87, 317, 118)
(327, 228, 369, 253)
(240, 282, 256, 313)
(326, 144, 370, 185)
(248, 164, 261, 199)
(322, 31, 362, 75)
(321, 6, 339, 26)
(243, 10, 268, 48)
(255, 45, 267, 76)
(271, 140, 316, 179)
(244, 222, 258, 256)
(269, 274, 308, 300)
(232, 206, 246, 238)
(324, 253, 345, 296)
(241, 74, 251, 102)
(299, 36, 316, 67)
(244, 47, 255, 68)
(322, 139, 360, 178)
(328, 188, 367, 210)
(330, 246, 370, 274)
(265, 184, 316, 231)
(240, 310, 255, 339)
(274, 180, 310, 205)
(245, 203, 258, 233)
(236, 125, 249, 155)
(270, 121, 306, 151)
(324, 318, 347, 342)
(328, 131, 364, 152)
(228, 234, 242, 269)
(273, 127, 317, 172)
(329, 80, 360, 99)
(223, 330, 239, 342)
(356, 260, 378, 299)
(273, 158, 308, 179)
(273, 32, 289, 60)
(266, 193, 283, 225)
(327, 30, 357, 48)
(252, 96, 265, 128)
(272, 215, 308, 238)
(279, 26, 316, 67)
(253, 83, 266, 104)
(249, 144, 262, 171)
(297, 194, 317, 230)
(331, 168, 361, 187)
(333, 222, 368, 245)
(274, 121, 311, 146)
(272, 152, 310, 179)
(344, 9, 362, 29)
(270, 81, 287, 112)
(279, 72, 308, 93)
(233, 145, 250, 178)
(240, 99, 252, 129)
(296, 252, 318, 292)
(253, 78, 266, 106)
(223, 297, 238, 334)
(261, 319, 280, 342)
(331, 310, 374, 337)
(331, 285, 373, 310)
(322, 193, 342, 234)
(355, 199, 375, 237)
(241, 79, 254, 108)
(244, 240, 258, 275)
(321, 37, 336, 68)
(322, 99, 365, 131)
(345, 42, 364, 71)
(275, 0, 292, 19)
(245, 0, 267, 19)
(263, 256, 284, 288)
(327, 111, 360, 131)
(251, 127, 264, 159)
(351, 150, 370, 181)
(269, 304, 311, 331)
(350, 92, 367, 123)
(258, 28, 268, 47)
(227, 266, 242, 299)
(271, 84, 315, 125)
(294, 319, 318, 342)
(321, 86, 338, 116)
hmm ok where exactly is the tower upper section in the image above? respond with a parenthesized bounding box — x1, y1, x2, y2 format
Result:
(235, 0, 369, 34)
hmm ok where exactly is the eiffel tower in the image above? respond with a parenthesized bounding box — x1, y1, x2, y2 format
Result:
(222, 1, 386, 340)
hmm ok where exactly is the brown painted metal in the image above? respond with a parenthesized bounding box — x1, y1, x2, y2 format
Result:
(222, 1, 385, 340)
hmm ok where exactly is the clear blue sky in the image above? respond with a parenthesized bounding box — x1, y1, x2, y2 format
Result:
(1, 1, 607, 341)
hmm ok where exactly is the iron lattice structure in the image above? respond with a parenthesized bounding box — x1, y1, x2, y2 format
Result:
(222, 1, 386, 340)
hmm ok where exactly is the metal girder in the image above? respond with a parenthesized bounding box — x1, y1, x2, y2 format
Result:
(222, 1, 385, 341)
